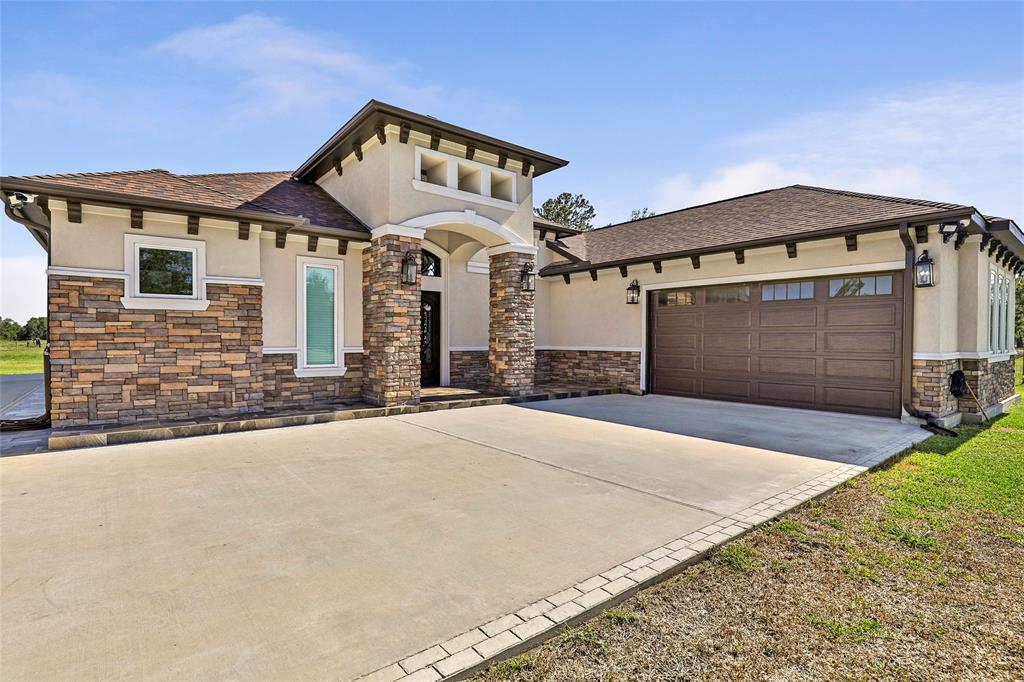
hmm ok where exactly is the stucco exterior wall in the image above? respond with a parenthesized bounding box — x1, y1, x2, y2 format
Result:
(49, 202, 261, 279)
(316, 138, 390, 229)
(537, 231, 907, 350)
(259, 233, 365, 349)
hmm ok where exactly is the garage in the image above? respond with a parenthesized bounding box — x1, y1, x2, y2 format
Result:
(648, 271, 904, 417)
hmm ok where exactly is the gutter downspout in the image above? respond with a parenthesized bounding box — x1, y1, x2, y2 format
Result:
(898, 222, 957, 435)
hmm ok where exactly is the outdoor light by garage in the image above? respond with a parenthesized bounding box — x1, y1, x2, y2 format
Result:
(626, 279, 641, 304)
(520, 263, 536, 291)
(914, 250, 935, 287)
(401, 252, 418, 285)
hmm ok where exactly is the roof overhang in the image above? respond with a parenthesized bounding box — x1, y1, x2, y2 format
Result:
(0, 177, 370, 242)
(539, 206, 980, 277)
(294, 100, 569, 182)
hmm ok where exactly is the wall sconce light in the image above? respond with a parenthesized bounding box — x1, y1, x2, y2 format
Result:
(520, 263, 536, 292)
(626, 279, 641, 304)
(914, 250, 935, 287)
(401, 252, 418, 285)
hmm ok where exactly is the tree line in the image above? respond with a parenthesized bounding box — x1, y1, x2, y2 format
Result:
(0, 317, 47, 342)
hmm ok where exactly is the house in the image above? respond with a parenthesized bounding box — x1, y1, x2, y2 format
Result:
(2, 100, 1020, 433)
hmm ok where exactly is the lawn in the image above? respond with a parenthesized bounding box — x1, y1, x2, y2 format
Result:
(0, 340, 44, 375)
(479, 384, 1024, 680)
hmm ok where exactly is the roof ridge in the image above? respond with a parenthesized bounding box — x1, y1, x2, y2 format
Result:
(22, 168, 170, 179)
(179, 170, 292, 177)
(791, 184, 966, 210)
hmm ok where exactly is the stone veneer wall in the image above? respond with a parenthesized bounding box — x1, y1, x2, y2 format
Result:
(262, 352, 363, 409)
(489, 251, 535, 395)
(535, 350, 642, 392)
(910, 358, 960, 418)
(362, 234, 421, 406)
(48, 276, 262, 429)
(958, 358, 1016, 414)
(449, 350, 489, 388)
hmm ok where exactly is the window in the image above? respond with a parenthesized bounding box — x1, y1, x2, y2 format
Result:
(705, 285, 750, 304)
(762, 280, 814, 302)
(123, 234, 207, 310)
(657, 289, 695, 307)
(297, 256, 344, 375)
(413, 146, 517, 206)
(828, 274, 893, 298)
(138, 247, 194, 297)
(421, 249, 441, 277)
(989, 270, 1012, 353)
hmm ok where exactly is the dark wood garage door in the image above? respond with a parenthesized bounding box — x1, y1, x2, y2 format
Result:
(648, 272, 903, 417)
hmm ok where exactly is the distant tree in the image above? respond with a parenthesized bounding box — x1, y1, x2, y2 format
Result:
(535, 192, 596, 232)
(630, 208, 656, 221)
(0, 318, 22, 341)
(19, 317, 47, 341)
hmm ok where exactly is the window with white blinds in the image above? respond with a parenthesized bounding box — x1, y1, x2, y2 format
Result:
(297, 256, 344, 374)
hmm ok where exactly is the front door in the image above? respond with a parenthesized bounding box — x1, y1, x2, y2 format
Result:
(421, 291, 441, 387)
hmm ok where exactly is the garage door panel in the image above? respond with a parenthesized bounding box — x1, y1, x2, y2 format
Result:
(756, 382, 816, 406)
(650, 271, 903, 417)
(760, 307, 817, 328)
(824, 358, 897, 382)
(702, 378, 751, 399)
(654, 333, 697, 350)
(825, 332, 897, 354)
(825, 303, 897, 327)
(760, 332, 816, 353)
(702, 310, 753, 329)
(758, 356, 817, 377)
(703, 333, 752, 352)
(703, 355, 751, 373)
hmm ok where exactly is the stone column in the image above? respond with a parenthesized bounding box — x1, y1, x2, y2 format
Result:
(362, 229, 422, 406)
(488, 248, 535, 395)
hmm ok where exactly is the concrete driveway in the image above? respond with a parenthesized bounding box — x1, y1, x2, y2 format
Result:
(0, 395, 923, 681)
(0, 373, 45, 420)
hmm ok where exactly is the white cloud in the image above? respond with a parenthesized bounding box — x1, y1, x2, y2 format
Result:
(654, 81, 1024, 220)
(0, 254, 47, 324)
(150, 12, 441, 119)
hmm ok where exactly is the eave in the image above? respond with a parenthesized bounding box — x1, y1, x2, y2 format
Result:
(294, 100, 569, 182)
(539, 206, 979, 277)
(0, 177, 370, 242)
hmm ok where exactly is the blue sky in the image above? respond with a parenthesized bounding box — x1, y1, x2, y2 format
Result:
(2, 1, 1022, 322)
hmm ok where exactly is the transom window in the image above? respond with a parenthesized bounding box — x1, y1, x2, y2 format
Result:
(762, 280, 814, 302)
(421, 250, 441, 277)
(657, 290, 695, 307)
(705, 285, 750, 304)
(828, 274, 893, 298)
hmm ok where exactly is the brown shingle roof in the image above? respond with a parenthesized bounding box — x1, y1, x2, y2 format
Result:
(542, 185, 970, 273)
(4, 169, 367, 233)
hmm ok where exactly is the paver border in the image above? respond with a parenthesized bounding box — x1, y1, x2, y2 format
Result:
(356, 429, 929, 682)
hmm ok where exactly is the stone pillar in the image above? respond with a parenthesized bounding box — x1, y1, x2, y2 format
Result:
(362, 231, 422, 406)
(488, 248, 535, 395)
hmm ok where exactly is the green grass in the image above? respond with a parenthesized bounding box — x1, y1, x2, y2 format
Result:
(602, 607, 641, 623)
(0, 340, 44, 375)
(804, 615, 887, 642)
(713, 544, 762, 572)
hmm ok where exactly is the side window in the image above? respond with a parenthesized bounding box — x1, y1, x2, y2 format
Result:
(124, 233, 207, 308)
(137, 247, 195, 297)
(297, 256, 344, 374)
(828, 274, 893, 298)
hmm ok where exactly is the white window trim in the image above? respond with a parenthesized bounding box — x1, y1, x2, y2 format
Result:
(295, 255, 346, 377)
(121, 234, 209, 310)
(413, 146, 518, 211)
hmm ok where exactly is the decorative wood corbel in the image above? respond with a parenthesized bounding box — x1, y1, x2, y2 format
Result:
(653, 261, 662, 273)
(914, 225, 928, 243)
(690, 255, 700, 269)
(275, 231, 288, 249)
(979, 234, 991, 253)
(734, 249, 745, 264)
(785, 242, 797, 259)
(562, 273, 571, 285)
(130, 208, 143, 230)
(337, 240, 348, 255)
(845, 234, 858, 251)
(238, 222, 250, 240)
(333, 158, 343, 176)
(352, 142, 363, 162)
(399, 122, 410, 144)
(619, 265, 628, 278)
(375, 125, 387, 145)
(954, 229, 967, 250)
(429, 131, 441, 151)
(187, 215, 200, 235)
(521, 159, 532, 177)
(465, 143, 476, 161)
(498, 152, 508, 169)
(307, 235, 318, 252)
(589, 269, 598, 281)
(989, 239, 1000, 257)
(67, 201, 82, 223)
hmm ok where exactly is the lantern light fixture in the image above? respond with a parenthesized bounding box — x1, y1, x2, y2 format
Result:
(401, 252, 418, 285)
(914, 250, 935, 288)
(520, 263, 536, 292)
(626, 279, 641, 304)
